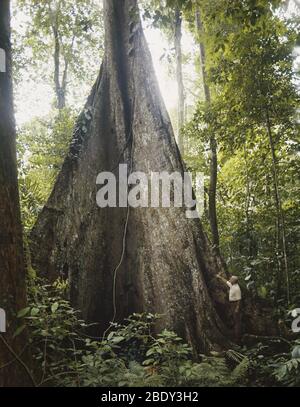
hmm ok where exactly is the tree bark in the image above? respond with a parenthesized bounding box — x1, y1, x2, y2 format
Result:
(174, 8, 185, 155)
(0, 0, 32, 387)
(30, 0, 231, 353)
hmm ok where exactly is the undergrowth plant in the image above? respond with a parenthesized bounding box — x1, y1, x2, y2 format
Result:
(16, 278, 293, 387)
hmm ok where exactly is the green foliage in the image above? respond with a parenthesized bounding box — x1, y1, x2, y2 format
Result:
(19, 175, 49, 232)
(184, 0, 300, 305)
(18, 108, 76, 231)
(16, 281, 251, 387)
(274, 341, 300, 386)
(143, 329, 191, 385)
(104, 314, 158, 363)
(240, 337, 300, 387)
(11, 0, 300, 388)
(15, 277, 85, 385)
(16, 0, 104, 91)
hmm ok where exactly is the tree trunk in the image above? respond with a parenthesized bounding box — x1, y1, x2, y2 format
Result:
(0, 0, 32, 387)
(52, 22, 67, 110)
(244, 144, 255, 258)
(48, 1, 68, 110)
(30, 0, 231, 353)
(265, 110, 290, 304)
(208, 135, 219, 252)
(174, 8, 185, 155)
(30, 0, 279, 352)
(195, 9, 220, 255)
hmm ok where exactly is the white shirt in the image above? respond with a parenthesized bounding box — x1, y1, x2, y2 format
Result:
(226, 282, 242, 302)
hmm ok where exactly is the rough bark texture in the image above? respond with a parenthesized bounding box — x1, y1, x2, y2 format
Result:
(0, 0, 31, 387)
(30, 0, 279, 353)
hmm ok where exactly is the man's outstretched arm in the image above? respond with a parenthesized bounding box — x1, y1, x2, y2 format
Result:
(217, 274, 229, 285)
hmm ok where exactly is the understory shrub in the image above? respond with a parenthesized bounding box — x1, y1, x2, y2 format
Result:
(15, 278, 297, 387)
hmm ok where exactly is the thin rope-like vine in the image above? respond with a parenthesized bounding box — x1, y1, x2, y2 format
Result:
(102, 20, 139, 340)
(102, 95, 136, 340)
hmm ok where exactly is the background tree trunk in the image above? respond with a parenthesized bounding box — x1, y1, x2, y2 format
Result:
(53, 23, 67, 110)
(0, 0, 32, 387)
(265, 109, 290, 304)
(195, 9, 220, 256)
(48, 1, 68, 110)
(174, 8, 185, 155)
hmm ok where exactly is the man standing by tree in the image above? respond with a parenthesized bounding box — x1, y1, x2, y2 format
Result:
(217, 274, 242, 342)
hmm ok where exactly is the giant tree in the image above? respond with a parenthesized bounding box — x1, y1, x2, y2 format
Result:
(30, 0, 277, 352)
